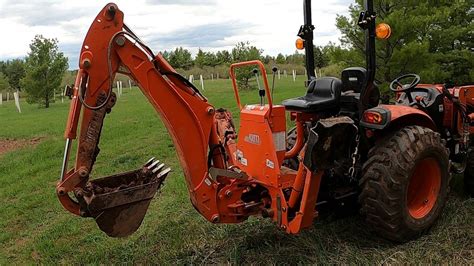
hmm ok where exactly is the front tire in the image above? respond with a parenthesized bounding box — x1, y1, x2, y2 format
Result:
(359, 126, 450, 242)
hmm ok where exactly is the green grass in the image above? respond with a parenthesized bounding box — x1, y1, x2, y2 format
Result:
(0, 76, 473, 264)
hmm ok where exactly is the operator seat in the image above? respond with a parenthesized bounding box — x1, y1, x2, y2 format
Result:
(340, 67, 380, 112)
(282, 77, 342, 113)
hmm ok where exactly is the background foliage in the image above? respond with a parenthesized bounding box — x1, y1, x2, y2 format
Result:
(0, 0, 472, 103)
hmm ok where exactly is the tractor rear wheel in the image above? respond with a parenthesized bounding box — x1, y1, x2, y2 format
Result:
(359, 126, 450, 242)
(463, 149, 474, 197)
(283, 126, 300, 170)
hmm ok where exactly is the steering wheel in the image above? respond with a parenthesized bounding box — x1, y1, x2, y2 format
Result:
(389, 74, 421, 93)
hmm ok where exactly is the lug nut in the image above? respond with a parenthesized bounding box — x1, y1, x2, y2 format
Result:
(115, 36, 126, 47)
(207, 107, 215, 115)
(57, 187, 66, 196)
(211, 214, 220, 223)
(78, 167, 89, 178)
(81, 58, 91, 69)
(106, 5, 117, 19)
(75, 190, 84, 198)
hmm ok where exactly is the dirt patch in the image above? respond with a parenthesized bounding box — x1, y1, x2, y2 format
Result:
(0, 137, 43, 156)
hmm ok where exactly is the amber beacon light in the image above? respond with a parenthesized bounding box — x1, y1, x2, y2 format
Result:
(295, 38, 305, 50)
(376, 23, 392, 39)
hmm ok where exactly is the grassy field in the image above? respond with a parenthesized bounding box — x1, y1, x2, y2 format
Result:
(0, 76, 472, 264)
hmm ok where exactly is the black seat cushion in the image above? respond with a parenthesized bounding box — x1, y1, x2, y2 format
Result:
(282, 77, 342, 112)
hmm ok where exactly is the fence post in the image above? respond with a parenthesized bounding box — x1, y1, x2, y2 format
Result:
(200, 75, 205, 91)
(13, 91, 21, 113)
(116, 81, 120, 97)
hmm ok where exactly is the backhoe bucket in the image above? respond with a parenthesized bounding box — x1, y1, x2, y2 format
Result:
(74, 158, 170, 237)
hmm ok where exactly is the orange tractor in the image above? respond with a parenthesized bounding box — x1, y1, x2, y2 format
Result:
(57, 0, 473, 242)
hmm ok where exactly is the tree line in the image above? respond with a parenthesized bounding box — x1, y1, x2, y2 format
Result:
(1, 0, 471, 107)
(160, 42, 330, 88)
(160, 42, 329, 71)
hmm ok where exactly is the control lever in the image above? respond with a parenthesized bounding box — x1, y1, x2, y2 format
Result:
(271, 66, 278, 100)
(253, 68, 265, 106)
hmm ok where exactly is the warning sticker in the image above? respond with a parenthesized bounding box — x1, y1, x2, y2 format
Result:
(273, 131, 286, 151)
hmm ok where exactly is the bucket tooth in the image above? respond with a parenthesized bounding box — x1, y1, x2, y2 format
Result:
(144, 157, 156, 167)
(146, 160, 160, 171)
(152, 163, 166, 174)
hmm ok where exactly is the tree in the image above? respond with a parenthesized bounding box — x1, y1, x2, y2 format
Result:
(216, 50, 232, 65)
(194, 49, 219, 68)
(5, 59, 25, 91)
(313, 46, 329, 69)
(335, 0, 473, 85)
(262, 55, 274, 64)
(22, 35, 68, 108)
(275, 53, 286, 64)
(168, 47, 193, 70)
(0, 61, 7, 76)
(0, 73, 9, 92)
(231, 42, 262, 89)
(194, 49, 206, 68)
(286, 51, 305, 65)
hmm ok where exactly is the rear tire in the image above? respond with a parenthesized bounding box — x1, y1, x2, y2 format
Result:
(283, 127, 300, 170)
(359, 126, 450, 242)
(463, 149, 474, 197)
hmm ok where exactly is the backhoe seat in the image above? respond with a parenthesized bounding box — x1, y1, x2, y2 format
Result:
(282, 77, 342, 113)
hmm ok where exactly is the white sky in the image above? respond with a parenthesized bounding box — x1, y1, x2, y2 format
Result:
(0, 0, 352, 69)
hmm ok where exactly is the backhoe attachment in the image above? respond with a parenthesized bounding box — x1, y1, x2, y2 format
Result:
(58, 3, 324, 238)
(56, 3, 174, 237)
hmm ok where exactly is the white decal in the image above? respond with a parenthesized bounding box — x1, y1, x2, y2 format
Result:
(266, 159, 275, 169)
(245, 134, 261, 145)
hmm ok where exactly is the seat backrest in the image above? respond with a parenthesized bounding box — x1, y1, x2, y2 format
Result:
(341, 67, 366, 93)
(306, 77, 342, 98)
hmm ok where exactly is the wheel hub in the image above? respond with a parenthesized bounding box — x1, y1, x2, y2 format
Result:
(407, 158, 441, 219)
